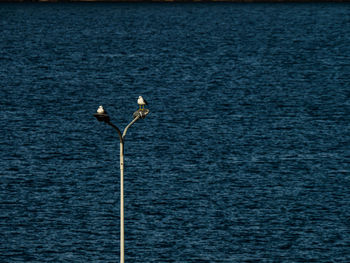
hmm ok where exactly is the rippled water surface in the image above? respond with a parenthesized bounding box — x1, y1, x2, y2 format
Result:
(1, 3, 350, 262)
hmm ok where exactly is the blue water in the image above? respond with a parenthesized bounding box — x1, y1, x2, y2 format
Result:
(1, 3, 350, 262)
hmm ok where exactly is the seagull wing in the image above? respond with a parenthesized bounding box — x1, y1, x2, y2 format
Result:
(143, 98, 148, 105)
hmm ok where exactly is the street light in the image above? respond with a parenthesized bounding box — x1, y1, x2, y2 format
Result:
(93, 104, 149, 263)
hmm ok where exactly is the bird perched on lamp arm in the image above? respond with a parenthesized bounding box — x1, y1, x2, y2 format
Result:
(137, 96, 148, 111)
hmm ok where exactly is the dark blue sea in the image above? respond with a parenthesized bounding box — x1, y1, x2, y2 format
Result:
(1, 3, 350, 262)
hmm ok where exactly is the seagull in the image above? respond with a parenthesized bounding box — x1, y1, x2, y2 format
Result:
(137, 96, 148, 110)
(97, 105, 106, 114)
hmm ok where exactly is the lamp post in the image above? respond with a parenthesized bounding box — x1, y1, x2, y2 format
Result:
(93, 105, 149, 263)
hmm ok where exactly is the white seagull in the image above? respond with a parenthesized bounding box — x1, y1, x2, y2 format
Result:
(97, 105, 105, 114)
(137, 96, 148, 110)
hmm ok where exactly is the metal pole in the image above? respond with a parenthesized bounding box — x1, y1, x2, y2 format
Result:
(108, 116, 139, 263)
(107, 122, 125, 263)
(119, 115, 139, 263)
(120, 140, 124, 263)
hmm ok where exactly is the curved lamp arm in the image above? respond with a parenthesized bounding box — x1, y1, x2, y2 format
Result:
(122, 115, 140, 140)
(107, 115, 141, 143)
(107, 122, 123, 143)
(94, 108, 149, 143)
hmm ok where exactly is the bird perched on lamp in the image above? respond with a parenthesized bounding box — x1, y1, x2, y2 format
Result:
(97, 105, 106, 114)
(137, 96, 148, 111)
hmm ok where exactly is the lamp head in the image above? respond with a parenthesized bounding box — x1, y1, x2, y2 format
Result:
(133, 108, 149, 119)
(94, 106, 110, 123)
